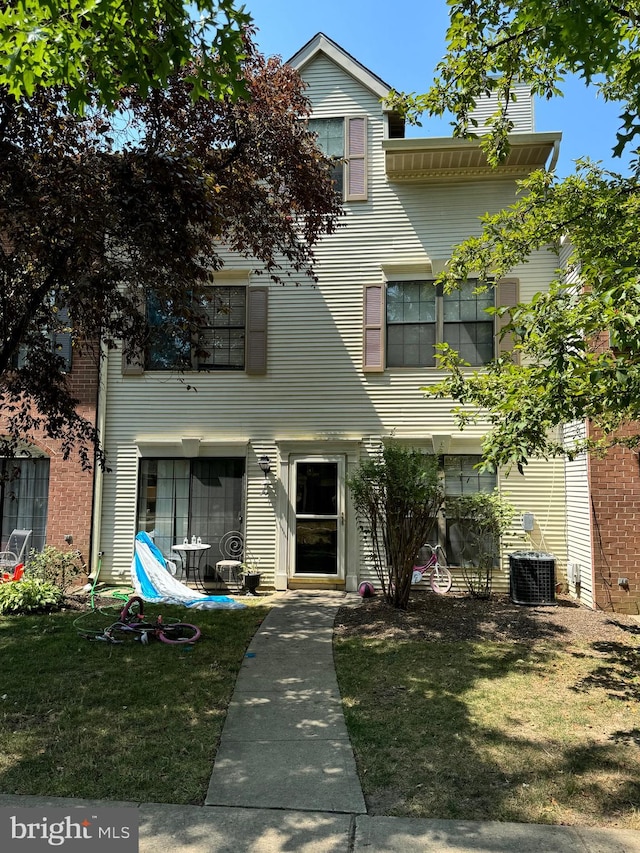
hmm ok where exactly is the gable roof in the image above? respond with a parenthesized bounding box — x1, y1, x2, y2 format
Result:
(288, 33, 392, 101)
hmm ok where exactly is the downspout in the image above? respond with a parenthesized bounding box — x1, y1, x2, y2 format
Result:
(90, 340, 109, 575)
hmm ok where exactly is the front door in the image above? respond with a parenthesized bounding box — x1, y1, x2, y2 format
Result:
(291, 458, 344, 577)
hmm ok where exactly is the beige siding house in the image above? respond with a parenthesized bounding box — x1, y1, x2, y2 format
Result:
(94, 33, 566, 594)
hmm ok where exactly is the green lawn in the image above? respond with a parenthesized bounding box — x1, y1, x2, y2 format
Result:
(334, 632, 640, 829)
(0, 601, 269, 804)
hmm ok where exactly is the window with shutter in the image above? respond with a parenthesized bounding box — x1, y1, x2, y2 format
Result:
(308, 115, 368, 202)
(140, 281, 263, 374)
(385, 280, 495, 368)
(196, 286, 246, 370)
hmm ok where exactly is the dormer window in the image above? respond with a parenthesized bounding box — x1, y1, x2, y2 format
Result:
(308, 116, 367, 202)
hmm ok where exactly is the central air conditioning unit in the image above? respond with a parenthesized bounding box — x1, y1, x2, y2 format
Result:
(509, 551, 557, 605)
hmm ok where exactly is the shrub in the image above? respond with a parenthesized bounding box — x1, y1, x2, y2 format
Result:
(446, 491, 515, 598)
(25, 546, 85, 591)
(348, 443, 443, 609)
(0, 578, 64, 614)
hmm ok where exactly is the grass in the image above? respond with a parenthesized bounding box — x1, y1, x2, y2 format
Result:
(0, 599, 270, 804)
(334, 633, 640, 829)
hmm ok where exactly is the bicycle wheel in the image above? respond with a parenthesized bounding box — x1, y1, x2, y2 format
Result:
(119, 596, 144, 623)
(430, 563, 453, 594)
(157, 622, 201, 645)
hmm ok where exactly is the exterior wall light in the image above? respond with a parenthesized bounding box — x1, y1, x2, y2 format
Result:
(258, 455, 271, 478)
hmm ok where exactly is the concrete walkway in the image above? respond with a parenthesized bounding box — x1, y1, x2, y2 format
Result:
(205, 590, 366, 814)
(2, 590, 640, 851)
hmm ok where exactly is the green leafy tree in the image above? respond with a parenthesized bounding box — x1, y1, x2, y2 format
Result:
(348, 444, 443, 609)
(0, 0, 251, 111)
(388, 1, 640, 472)
(0, 36, 342, 466)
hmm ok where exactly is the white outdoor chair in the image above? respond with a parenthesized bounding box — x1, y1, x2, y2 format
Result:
(0, 529, 33, 572)
(215, 531, 244, 587)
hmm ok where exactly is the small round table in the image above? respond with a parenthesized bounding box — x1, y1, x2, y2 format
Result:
(171, 543, 211, 590)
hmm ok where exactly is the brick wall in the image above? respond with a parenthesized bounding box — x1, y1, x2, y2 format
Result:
(588, 422, 640, 614)
(1, 345, 99, 568)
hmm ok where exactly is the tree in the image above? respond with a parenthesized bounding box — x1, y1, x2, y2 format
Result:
(0, 34, 343, 467)
(0, 0, 252, 112)
(388, 1, 640, 472)
(347, 444, 443, 609)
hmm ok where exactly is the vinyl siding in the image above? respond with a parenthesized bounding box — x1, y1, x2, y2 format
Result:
(498, 456, 567, 595)
(470, 82, 534, 134)
(564, 422, 594, 608)
(97, 49, 565, 589)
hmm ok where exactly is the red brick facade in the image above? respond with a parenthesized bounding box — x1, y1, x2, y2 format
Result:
(588, 422, 640, 614)
(0, 345, 99, 567)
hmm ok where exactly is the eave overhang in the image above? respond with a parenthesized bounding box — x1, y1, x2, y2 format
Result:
(383, 132, 562, 183)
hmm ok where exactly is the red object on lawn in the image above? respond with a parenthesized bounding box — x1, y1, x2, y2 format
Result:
(1, 563, 24, 583)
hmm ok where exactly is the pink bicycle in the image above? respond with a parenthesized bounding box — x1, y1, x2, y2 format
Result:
(412, 543, 453, 594)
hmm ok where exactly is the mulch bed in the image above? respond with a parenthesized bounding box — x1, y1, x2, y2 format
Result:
(335, 592, 640, 644)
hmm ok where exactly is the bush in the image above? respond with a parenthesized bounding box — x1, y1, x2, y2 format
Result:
(348, 443, 443, 609)
(446, 491, 515, 598)
(0, 578, 64, 614)
(25, 546, 85, 591)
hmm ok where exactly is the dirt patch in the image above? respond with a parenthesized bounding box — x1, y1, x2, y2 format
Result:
(61, 592, 124, 613)
(335, 592, 640, 645)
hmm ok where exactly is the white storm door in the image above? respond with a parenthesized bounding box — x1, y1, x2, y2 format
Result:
(291, 457, 345, 577)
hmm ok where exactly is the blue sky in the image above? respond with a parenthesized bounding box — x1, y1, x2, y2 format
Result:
(244, 0, 628, 179)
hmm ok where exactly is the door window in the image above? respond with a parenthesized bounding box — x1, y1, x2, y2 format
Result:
(294, 461, 339, 575)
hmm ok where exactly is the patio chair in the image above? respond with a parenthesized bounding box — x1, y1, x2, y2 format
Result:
(0, 529, 32, 571)
(0, 529, 32, 582)
(215, 530, 244, 587)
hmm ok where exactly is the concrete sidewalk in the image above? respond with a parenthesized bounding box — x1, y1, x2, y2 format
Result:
(1, 590, 639, 851)
(2, 791, 639, 851)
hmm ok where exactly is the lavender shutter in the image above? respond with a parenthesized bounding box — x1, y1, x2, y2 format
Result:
(363, 284, 384, 372)
(246, 286, 268, 375)
(495, 278, 520, 362)
(346, 117, 367, 201)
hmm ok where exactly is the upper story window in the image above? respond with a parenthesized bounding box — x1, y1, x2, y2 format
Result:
(309, 118, 345, 196)
(146, 286, 246, 371)
(138, 283, 267, 376)
(146, 292, 192, 371)
(197, 286, 247, 370)
(308, 116, 367, 202)
(386, 280, 494, 368)
(10, 306, 73, 373)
